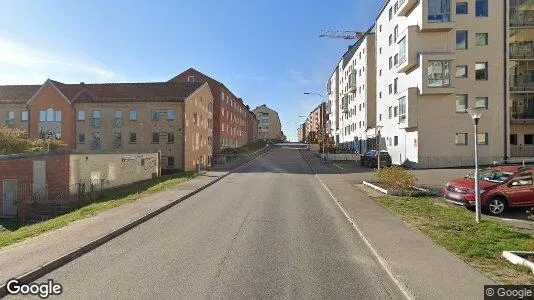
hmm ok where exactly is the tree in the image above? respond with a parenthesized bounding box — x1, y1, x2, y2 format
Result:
(0, 127, 66, 155)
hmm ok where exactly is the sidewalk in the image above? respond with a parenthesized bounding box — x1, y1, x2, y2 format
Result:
(0, 147, 269, 288)
(300, 150, 494, 300)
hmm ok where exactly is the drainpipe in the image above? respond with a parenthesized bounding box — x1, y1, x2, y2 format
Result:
(504, 0, 509, 162)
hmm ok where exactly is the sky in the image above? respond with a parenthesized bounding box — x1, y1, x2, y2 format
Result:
(0, 0, 383, 142)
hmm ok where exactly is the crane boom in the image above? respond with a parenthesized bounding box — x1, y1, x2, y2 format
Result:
(319, 30, 364, 40)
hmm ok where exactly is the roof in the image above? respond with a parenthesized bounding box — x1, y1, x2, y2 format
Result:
(169, 68, 240, 102)
(0, 80, 205, 103)
(0, 85, 41, 103)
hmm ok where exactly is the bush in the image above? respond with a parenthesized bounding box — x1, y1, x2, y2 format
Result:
(376, 166, 417, 191)
(0, 127, 66, 154)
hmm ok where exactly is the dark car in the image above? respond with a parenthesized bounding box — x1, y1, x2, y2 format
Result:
(360, 150, 392, 168)
(443, 165, 534, 215)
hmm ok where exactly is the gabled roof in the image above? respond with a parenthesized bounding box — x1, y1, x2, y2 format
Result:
(0, 79, 206, 104)
(169, 68, 241, 101)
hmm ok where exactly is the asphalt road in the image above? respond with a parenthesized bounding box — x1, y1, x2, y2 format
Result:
(20, 147, 403, 299)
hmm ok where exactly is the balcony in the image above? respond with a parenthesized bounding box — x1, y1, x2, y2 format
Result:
(347, 73, 357, 94)
(327, 81, 332, 95)
(420, 0, 454, 32)
(397, 26, 417, 73)
(92, 118, 102, 128)
(511, 109, 534, 124)
(113, 117, 122, 128)
(511, 146, 534, 157)
(510, 43, 534, 60)
(510, 10, 534, 28)
(398, 87, 419, 129)
(397, 0, 417, 17)
(510, 75, 534, 92)
(341, 96, 348, 112)
(418, 53, 455, 95)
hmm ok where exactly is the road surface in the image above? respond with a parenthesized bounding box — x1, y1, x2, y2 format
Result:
(24, 147, 404, 299)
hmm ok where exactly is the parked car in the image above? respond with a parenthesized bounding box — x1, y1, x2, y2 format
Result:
(443, 165, 534, 215)
(360, 150, 392, 168)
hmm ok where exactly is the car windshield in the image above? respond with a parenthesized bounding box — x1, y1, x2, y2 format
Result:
(466, 169, 514, 183)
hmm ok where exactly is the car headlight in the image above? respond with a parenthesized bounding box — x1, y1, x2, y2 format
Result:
(468, 189, 485, 194)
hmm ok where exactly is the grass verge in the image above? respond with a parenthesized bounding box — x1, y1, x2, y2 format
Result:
(0, 171, 198, 249)
(376, 196, 534, 284)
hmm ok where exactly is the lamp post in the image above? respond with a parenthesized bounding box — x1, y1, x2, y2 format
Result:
(376, 125, 383, 170)
(304, 92, 326, 162)
(466, 107, 485, 223)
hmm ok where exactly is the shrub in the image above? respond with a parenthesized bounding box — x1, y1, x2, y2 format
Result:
(376, 166, 417, 191)
(0, 127, 66, 154)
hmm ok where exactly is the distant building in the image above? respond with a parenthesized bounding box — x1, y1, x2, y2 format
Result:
(0, 79, 213, 171)
(297, 123, 306, 142)
(252, 104, 284, 141)
(305, 102, 327, 143)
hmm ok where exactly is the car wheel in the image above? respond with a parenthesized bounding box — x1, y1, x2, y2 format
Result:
(487, 197, 507, 215)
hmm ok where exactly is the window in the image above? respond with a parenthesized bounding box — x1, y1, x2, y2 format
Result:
(6, 111, 14, 121)
(46, 108, 54, 121)
(394, 78, 398, 94)
(379, 69, 382, 76)
(379, 92, 382, 99)
(455, 133, 468, 145)
(394, 26, 398, 42)
(399, 97, 406, 122)
(152, 109, 161, 120)
(394, 54, 399, 66)
(475, 0, 488, 17)
(129, 109, 137, 121)
(511, 134, 518, 145)
(167, 109, 175, 120)
(389, 138, 392, 146)
(208, 102, 213, 112)
(389, 107, 393, 119)
(39, 111, 46, 122)
(456, 30, 468, 49)
(389, 34, 393, 46)
(379, 47, 382, 54)
(389, 57, 393, 69)
(389, 7, 393, 20)
(475, 62, 488, 80)
(77, 110, 85, 121)
(394, 136, 399, 146)
(152, 132, 160, 143)
(456, 2, 468, 14)
(475, 97, 488, 109)
(428, 0, 451, 22)
(187, 76, 195, 82)
(456, 65, 468, 78)
(525, 134, 534, 145)
(475, 33, 488, 46)
(427, 60, 451, 87)
(167, 157, 175, 168)
(398, 37, 406, 63)
(40, 108, 62, 122)
(456, 94, 468, 112)
(512, 172, 533, 186)
(78, 133, 85, 144)
(193, 113, 198, 125)
(113, 132, 122, 149)
(129, 133, 136, 143)
(168, 132, 175, 143)
(477, 133, 489, 145)
(379, 114, 382, 121)
(92, 110, 101, 127)
(394, 106, 398, 117)
(379, 25, 382, 32)
(21, 110, 28, 122)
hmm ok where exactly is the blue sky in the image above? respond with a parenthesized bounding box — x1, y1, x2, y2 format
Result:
(0, 0, 383, 142)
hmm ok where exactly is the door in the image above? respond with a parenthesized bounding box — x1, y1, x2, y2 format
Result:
(33, 160, 47, 200)
(506, 171, 534, 206)
(2, 179, 18, 216)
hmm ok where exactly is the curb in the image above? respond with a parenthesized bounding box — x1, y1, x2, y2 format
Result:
(0, 147, 271, 298)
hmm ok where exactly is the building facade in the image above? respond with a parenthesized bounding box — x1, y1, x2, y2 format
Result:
(374, 0, 504, 168)
(305, 102, 327, 143)
(246, 108, 259, 143)
(508, 0, 534, 158)
(297, 122, 306, 142)
(252, 105, 284, 141)
(169, 68, 251, 153)
(0, 79, 213, 172)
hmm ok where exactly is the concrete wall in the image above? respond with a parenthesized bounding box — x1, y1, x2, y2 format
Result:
(69, 152, 159, 190)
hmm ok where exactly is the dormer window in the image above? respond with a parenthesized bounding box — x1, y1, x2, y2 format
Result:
(188, 76, 195, 82)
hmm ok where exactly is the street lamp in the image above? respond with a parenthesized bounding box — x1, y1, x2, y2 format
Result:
(304, 92, 327, 162)
(376, 125, 383, 169)
(466, 107, 485, 223)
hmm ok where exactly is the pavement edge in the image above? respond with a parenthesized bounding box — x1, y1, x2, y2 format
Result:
(0, 147, 272, 298)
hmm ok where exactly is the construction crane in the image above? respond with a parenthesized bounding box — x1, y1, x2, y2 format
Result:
(319, 30, 364, 40)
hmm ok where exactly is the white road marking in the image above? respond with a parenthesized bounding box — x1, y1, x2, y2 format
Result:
(315, 174, 415, 300)
(333, 164, 345, 170)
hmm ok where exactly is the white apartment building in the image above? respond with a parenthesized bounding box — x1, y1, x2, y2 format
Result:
(374, 0, 505, 168)
(327, 28, 377, 153)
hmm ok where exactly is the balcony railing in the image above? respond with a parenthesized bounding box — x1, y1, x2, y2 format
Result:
(510, 10, 534, 27)
(510, 44, 534, 59)
(510, 75, 534, 91)
(511, 146, 534, 157)
(341, 96, 348, 112)
(92, 118, 102, 128)
(347, 73, 357, 93)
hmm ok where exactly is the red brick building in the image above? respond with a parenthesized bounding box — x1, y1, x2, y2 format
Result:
(169, 68, 254, 153)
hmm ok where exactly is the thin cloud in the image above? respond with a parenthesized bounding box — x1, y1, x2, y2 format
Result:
(287, 69, 312, 85)
(0, 37, 117, 84)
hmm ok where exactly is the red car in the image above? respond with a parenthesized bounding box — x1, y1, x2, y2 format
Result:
(443, 165, 534, 215)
